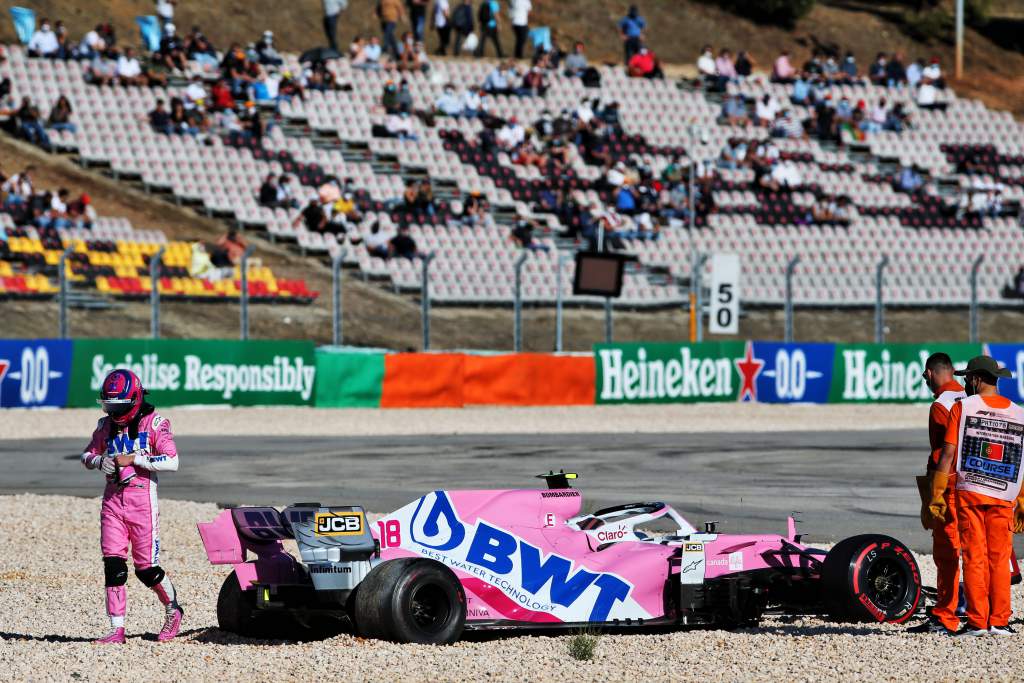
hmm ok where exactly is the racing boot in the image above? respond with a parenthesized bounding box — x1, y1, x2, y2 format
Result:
(93, 627, 126, 644)
(157, 603, 184, 642)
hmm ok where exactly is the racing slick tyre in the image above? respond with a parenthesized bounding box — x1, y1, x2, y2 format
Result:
(354, 558, 466, 644)
(217, 571, 265, 638)
(821, 534, 921, 624)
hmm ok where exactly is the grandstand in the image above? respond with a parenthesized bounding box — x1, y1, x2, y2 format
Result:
(1, 39, 1023, 311)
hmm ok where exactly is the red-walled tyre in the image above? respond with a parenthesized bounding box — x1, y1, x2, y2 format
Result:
(821, 534, 922, 624)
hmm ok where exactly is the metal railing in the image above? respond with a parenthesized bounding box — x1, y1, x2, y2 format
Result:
(239, 245, 255, 341)
(874, 255, 890, 344)
(331, 249, 347, 346)
(513, 250, 529, 352)
(58, 245, 74, 339)
(784, 255, 800, 343)
(421, 252, 436, 351)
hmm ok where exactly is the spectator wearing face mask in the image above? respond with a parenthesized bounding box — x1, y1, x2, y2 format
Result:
(256, 30, 283, 66)
(435, 84, 463, 117)
(27, 19, 60, 58)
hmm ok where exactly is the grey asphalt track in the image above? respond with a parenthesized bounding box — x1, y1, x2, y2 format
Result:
(9, 429, 1022, 555)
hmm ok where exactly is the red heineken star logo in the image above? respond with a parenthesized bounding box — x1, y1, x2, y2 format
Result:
(0, 359, 9, 385)
(735, 342, 764, 402)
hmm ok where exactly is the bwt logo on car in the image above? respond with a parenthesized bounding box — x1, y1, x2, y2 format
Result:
(404, 492, 635, 622)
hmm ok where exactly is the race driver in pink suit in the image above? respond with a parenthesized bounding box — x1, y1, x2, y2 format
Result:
(80, 369, 183, 644)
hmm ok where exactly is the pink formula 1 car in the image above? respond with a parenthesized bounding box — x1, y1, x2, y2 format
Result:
(197, 472, 923, 644)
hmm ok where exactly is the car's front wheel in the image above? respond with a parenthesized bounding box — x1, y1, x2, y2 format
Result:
(821, 534, 921, 623)
(354, 558, 466, 644)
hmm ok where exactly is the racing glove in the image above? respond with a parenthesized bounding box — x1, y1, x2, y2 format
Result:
(99, 456, 117, 476)
(928, 471, 951, 527)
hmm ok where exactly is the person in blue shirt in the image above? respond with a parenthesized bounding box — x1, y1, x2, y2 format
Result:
(791, 74, 810, 105)
(618, 5, 645, 64)
(474, 0, 503, 58)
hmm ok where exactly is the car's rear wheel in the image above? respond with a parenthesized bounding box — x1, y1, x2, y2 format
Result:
(354, 558, 466, 644)
(821, 534, 921, 623)
(217, 571, 265, 638)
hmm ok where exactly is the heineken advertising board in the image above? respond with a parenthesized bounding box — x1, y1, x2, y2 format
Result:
(594, 342, 995, 405)
(67, 339, 316, 407)
(827, 344, 979, 403)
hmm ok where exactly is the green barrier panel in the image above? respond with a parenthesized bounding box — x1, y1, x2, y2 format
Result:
(594, 341, 746, 404)
(314, 348, 385, 408)
(69, 339, 316, 407)
(828, 343, 981, 403)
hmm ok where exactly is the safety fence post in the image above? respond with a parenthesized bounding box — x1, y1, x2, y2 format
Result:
(513, 250, 529, 352)
(784, 255, 800, 343)
(332, 249, 347, 347)
(604, 298, 613, 343)
(969, 254, 984, 344)
(58, 244, 74, 339)
(421, 252, 435, 351)
(555, 251, 567, 352)
(692, 253, 709, 343)
(149, 245, 166, 339)
(239, 245, 255, 341)
(874, 255, 890, 344)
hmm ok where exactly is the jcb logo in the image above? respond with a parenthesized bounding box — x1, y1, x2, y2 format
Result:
(314, 512, 364, 536)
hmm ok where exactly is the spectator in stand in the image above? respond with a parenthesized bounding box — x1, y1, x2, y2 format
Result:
(52, 21, 72, 60)
(886, 51, 906, 87)
(906, 57, 923, 88)
(360, 221, 389, 258)
(713, 48, 737, 90)
(771, 109, 805, 139)
(791, 73, 812, 105)
(512, 216, 549, 252)
(97, 22, 117, 52)
(483, 61, 516, 95)
(333, 190, 363, 224)
(15, 98, 51, 150)
(898, 165, 923, 193)
(435, 83, 464, 116)
(323, 0, 346, 52)
(618, 5, 646, 64)
(696, 45, 716, 83)
(864, 97, 887, 133)
(221, 44, 255, 96)
(216, 229, 248, 265)
(148, 99, 173, 134)
(78, 24, 107, 60)
(405, 0, 428, 41)
(923, 56, 945, 88)
(209, 79, 236, 111)
(802, 50, 824, 77)
(564, 41, 588, 77)
(460, 190, 487, 226)
(168, 97, 197, 136)
(378, 0, 405, 59)
(718, 94, 749, 126)
(917, 78, 946, 111)
(158, 23, 188, 72)
(389, 225, 419, 260)
(510, 0, 532, 60)
(885, 101, 911, 131)
(385, 110, 418, 140)
(27, 19, 60, 58)
(434, 0, 452, 55)
(185, 28, 218, 68)
(822, 53, 840, 82)
(398, 33, 429, 71)
(628, 45, 663, 80)
(156, 0, 176, 28)
(259, 173, 281, 207)
(190, 242, 223, 281)
(475, 0, 503, 58)
(518, 66, 547, 96)
(116, 47, 147, 86)
(868, 53, 887, 86)
(735, 50, 755, 79)
(354, 35, 385, 70)
(67, 192, 95, 228)
(840, 52, 858, 82)
(295, 198, 328, 233)
(184, 75, 207, 110)
(46, 95, 75, 133)
(718, 137, 748, 170)
(461, 87, 483, 117)
(755, 93, 779, 127)
(771, 50, 795, 83)
(256, 30, 284, 66)
(496, 117, 525, 149)
(451, 0, 474, 54)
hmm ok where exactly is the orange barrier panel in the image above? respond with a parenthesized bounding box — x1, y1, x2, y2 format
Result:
(464, 354, 595, 406)
(380, 353, 465, 408)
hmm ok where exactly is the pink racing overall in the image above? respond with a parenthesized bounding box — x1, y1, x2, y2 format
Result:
(81, 407, 180, 631)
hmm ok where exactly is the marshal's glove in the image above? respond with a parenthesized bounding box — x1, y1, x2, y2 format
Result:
(99, 456, 117, 476)
(928, 471, 951, 527)
(1014, 493, 1024, 534)
(916, 475, 933, 530)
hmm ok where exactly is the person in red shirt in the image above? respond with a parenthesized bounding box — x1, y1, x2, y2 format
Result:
(628, 45, 663, 80)
(929, 356, 1024, 636)
(909, 353, 965, 634)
